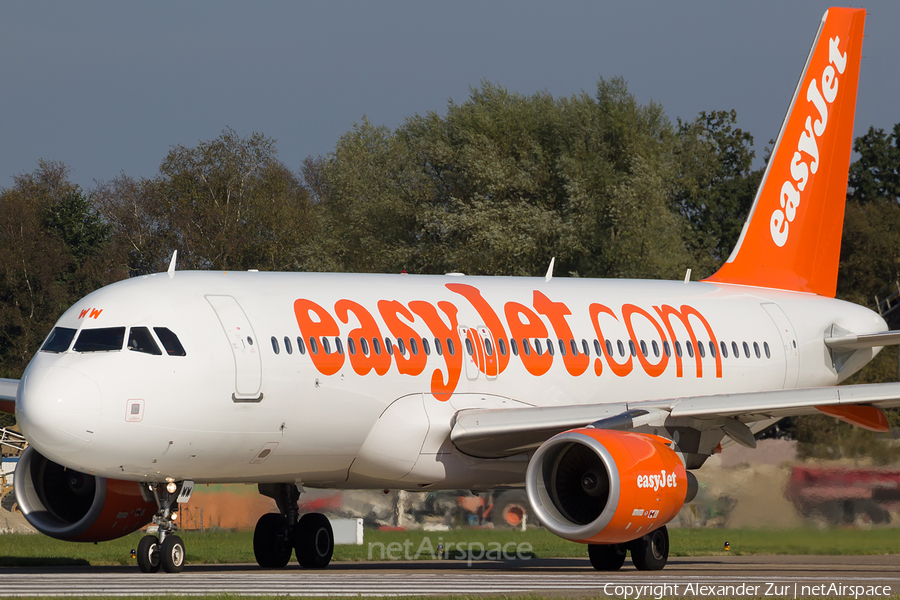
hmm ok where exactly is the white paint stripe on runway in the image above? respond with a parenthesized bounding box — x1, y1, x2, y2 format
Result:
(1, 571, 898, 596)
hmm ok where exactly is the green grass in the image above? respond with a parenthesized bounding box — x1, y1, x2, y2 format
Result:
(0, 526, 898, 567)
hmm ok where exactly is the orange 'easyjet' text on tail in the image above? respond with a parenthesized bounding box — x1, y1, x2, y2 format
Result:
(705, 7, 865, 297)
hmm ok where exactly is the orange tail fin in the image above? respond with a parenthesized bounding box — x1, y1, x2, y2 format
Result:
(704, 8, 865, 298)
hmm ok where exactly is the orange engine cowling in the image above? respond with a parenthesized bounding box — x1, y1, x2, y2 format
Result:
(526, 428, 696, 544)
(14, 446, 156, 542)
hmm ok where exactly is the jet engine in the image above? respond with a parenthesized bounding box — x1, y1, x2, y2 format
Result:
(14, 446, 155, 542)
(526, 428, 697, 544)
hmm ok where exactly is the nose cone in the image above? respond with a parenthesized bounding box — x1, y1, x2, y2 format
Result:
(18, 366, 101, 459)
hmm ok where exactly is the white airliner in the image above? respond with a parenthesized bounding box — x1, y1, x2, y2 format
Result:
(1, 6, 895, 573)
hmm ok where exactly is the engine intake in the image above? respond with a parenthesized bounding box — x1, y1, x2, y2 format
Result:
(526, 428, 695, 544)
(14, 446, 155, 542)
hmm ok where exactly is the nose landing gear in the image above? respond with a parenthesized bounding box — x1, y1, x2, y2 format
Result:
(254, 483, 334, 569)
(136, 480, 192, 573)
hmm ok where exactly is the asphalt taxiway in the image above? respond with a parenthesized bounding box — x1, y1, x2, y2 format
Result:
(1, 555, 897, 597)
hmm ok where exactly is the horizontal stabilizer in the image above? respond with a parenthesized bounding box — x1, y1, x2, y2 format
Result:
(824, 330, 900, 350)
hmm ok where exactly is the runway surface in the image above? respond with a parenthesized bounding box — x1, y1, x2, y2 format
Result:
(1, 555, 898, 597)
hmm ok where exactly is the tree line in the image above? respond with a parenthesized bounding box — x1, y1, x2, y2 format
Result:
(1, 79, 898, 457)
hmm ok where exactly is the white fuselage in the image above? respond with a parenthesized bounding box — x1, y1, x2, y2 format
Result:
(16, 271, 885, 489)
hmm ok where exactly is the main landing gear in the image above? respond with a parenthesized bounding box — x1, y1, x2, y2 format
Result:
(588, 526, 669, 571)
(136, 480, 193, 573)
(254, 483, 334, 569)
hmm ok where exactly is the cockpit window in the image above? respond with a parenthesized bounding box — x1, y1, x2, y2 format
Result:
(74, 327, 126, 352)
(153, 327, 186, 356)
(128, 327, 162, 355)
(41, 327, 77, 353)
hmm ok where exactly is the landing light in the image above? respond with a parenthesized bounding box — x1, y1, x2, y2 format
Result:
(166, 482, 177, 494)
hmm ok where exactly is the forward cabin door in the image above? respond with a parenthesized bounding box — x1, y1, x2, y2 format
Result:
(206, 295, 263, 402)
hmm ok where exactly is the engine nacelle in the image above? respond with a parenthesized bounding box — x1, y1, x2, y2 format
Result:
(526, 428, 695, 544)
(14, 446, 156, 542)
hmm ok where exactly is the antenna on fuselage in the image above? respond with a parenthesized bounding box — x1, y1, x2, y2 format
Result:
(167, 250, 178, 279)
(545, 257, 555, 282)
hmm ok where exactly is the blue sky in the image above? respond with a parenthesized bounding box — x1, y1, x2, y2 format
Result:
(3, 1, 898, 191)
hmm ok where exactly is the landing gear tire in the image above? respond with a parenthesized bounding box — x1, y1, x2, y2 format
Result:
(588, 543, 627, 571)
(294, 513, 334, 569)
(160, 535, 186, 573)
(136, 535, 161, 573)
(630, 526, 669, 571)
(254, 513, 293, 568)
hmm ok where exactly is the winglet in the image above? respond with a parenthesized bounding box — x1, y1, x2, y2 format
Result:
(545, 257, 555, 282)
(704, 8, 866, 298)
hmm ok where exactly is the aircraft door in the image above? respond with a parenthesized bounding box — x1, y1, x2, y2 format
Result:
(206, 295, 263, 402)
(459, 326, 480, 381)
(761, 303, 799, 389)
(477, 326, 498, 380)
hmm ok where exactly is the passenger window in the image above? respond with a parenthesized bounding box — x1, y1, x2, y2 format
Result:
(75, 327, 126, 353)
(709, 341, 716, 358)
(447, 338, 455, 355)
(687, 341, 695, 358)
(674, 341, 682, 358)
(434, 337, 443, 356)
(556, 339, 565, 356)
(333, 337, 343, 355)
(384, 338, 393, 356)
(546, 339, 554, 356)
(764, 341, 771, 358)
(422, 337, 431, 356)
(297, 336, 307, 355)
(322, 337, 332, 355)
(720, 341, 728, 358)
(397, 338, 406, 355)
(284, 337, 293, 355)
(465, 338, 474, 356)
(522, 338, 531, 356)
(42, 327, 77, 353)
(605, 339, 613, 357)
(628, 340, 637, 357)
(753, 342, 761, 358)
(348, 337, 357, 355)
(594, 339, 602, 356)
(697, 341, 705, 358)
(127, 327, 162, 355)
(373, 337, 382, 355)
(639, 340, 648, 357)
(510, 338, 519, 356)
(484, 338, 493, 356)
(582, 340, 590, 356)
(153, 328, 186, 356)
(309, 337, 319, 355)
(271, 336, 280, 354)
(652, 340, 659, 358)
(616, 340, 625, 357)
(570, 339, 578, 356)
(360, 337, 370, 356)
(535, 339, 543, 355)
(732, 341, 740, 357)
(498, 338, 507, 356)
(409, 338, 418, 355)
(743, 341, 750, 357)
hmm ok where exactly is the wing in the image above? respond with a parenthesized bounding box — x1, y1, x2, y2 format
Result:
(450, 381, 900, 458)
(0, 378, 19, 414)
